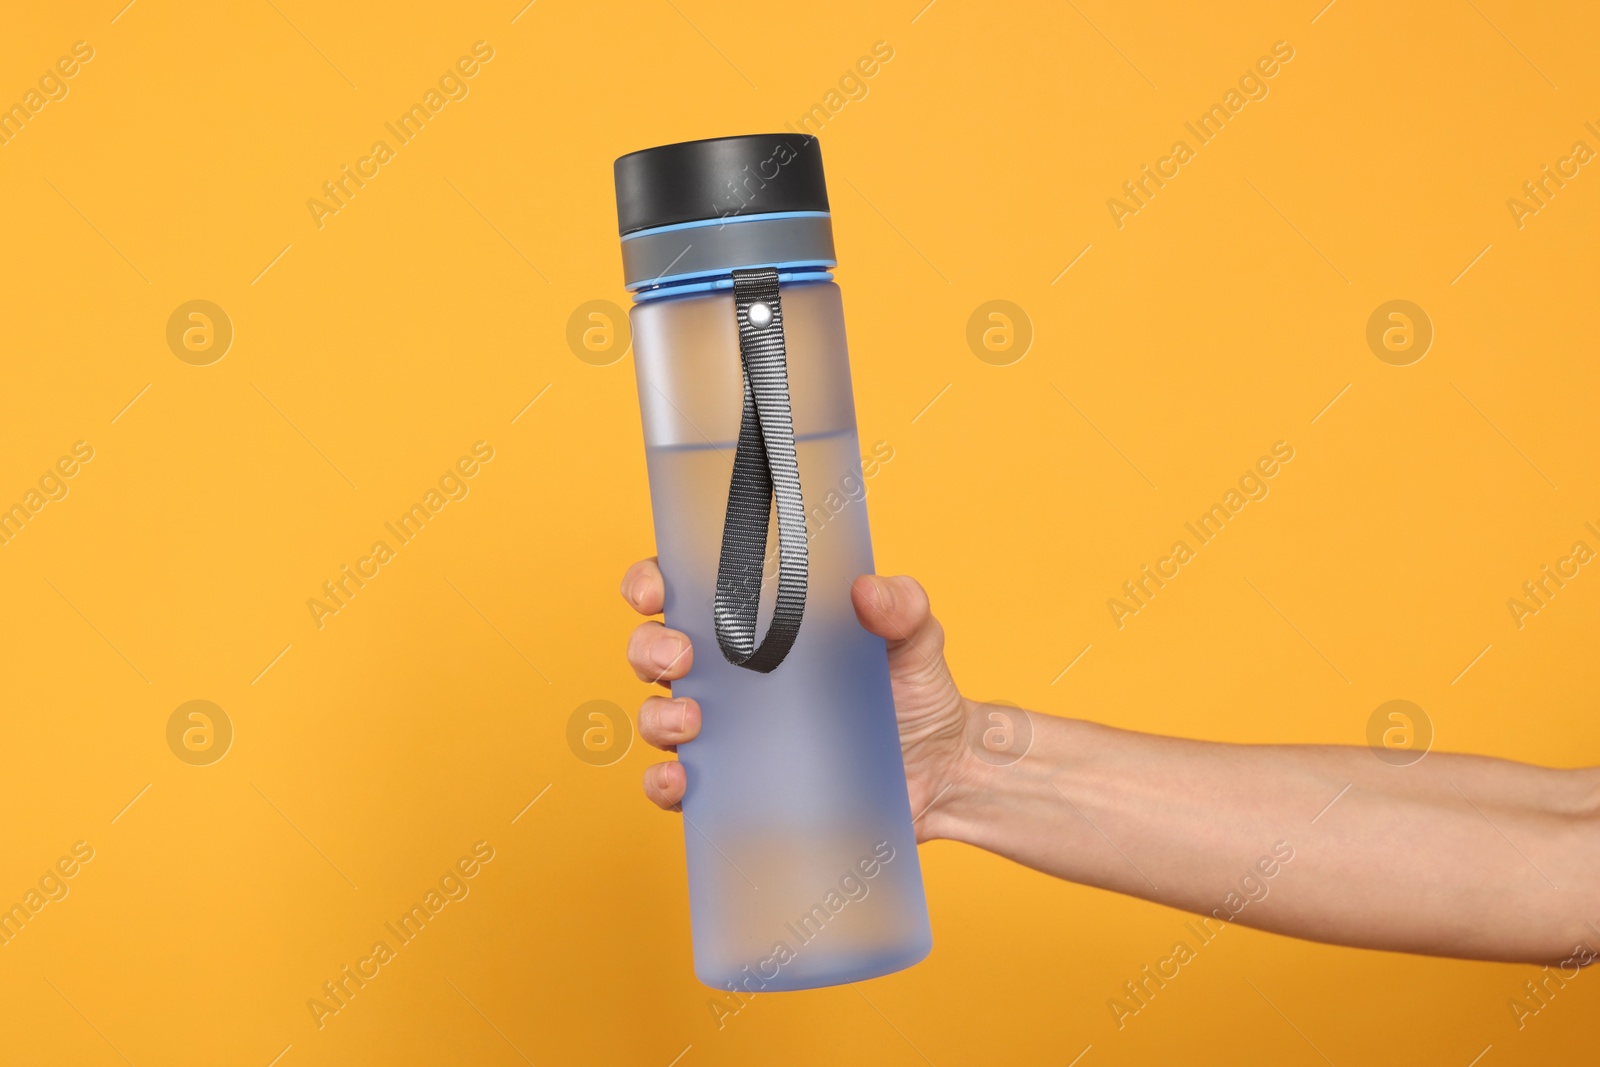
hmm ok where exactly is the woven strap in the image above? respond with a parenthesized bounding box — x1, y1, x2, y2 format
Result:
(712, 268, 808, 673)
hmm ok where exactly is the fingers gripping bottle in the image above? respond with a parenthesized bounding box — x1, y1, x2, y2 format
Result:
(615, 134, 931, 990)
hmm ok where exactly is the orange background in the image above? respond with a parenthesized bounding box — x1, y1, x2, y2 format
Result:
(1, 1, 1596, 1064)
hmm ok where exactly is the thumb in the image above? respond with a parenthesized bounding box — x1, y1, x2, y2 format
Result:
(850, 574, 949, 685)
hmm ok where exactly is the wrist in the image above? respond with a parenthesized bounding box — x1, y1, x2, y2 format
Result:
(921, 698, 1037, 843)
(921, 701, 1084, 849)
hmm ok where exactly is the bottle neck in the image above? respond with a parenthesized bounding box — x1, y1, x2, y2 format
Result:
(619, 210, 837, 298)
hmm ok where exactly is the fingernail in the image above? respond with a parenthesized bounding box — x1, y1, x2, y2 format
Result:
(874, 576, 896, 612)
(650, 635, 684, 669)
(673, 699, 690, 734)
(630, 578, 648, 608)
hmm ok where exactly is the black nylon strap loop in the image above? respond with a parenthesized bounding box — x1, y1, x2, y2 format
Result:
(712, 268, 807, 673)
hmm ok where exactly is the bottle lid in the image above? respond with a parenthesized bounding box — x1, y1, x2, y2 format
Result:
(613, 133, 830, 236)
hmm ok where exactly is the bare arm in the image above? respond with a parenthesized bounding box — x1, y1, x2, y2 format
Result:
(932, 710, 1600, 964)
(622, 561, 1600, 965)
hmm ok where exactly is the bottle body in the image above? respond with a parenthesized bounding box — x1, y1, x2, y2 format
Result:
(632, 278, 931, 991)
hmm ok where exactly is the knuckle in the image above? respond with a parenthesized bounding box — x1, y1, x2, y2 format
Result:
(640, 696, 681, 739)
(627, 621, 660, 655)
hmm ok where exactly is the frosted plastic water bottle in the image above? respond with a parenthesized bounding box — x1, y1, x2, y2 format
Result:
(615, 134, 931, 991)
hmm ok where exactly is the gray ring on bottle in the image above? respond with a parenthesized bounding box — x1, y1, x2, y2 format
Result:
(622, 214, 836, 290)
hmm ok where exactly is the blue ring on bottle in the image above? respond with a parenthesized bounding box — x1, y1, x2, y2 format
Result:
(633, 265, 838, 302)
(632, 266, 835, 303)
(621, 210, 832, 242)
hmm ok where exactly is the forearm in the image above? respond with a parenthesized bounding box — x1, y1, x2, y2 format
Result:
(927, 703, 1600, 964)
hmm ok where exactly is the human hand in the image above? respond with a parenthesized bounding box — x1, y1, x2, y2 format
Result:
(620, 558, 979, 839)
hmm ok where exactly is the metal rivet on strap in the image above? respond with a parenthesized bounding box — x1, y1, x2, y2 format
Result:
(747, 301, 773, 328)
